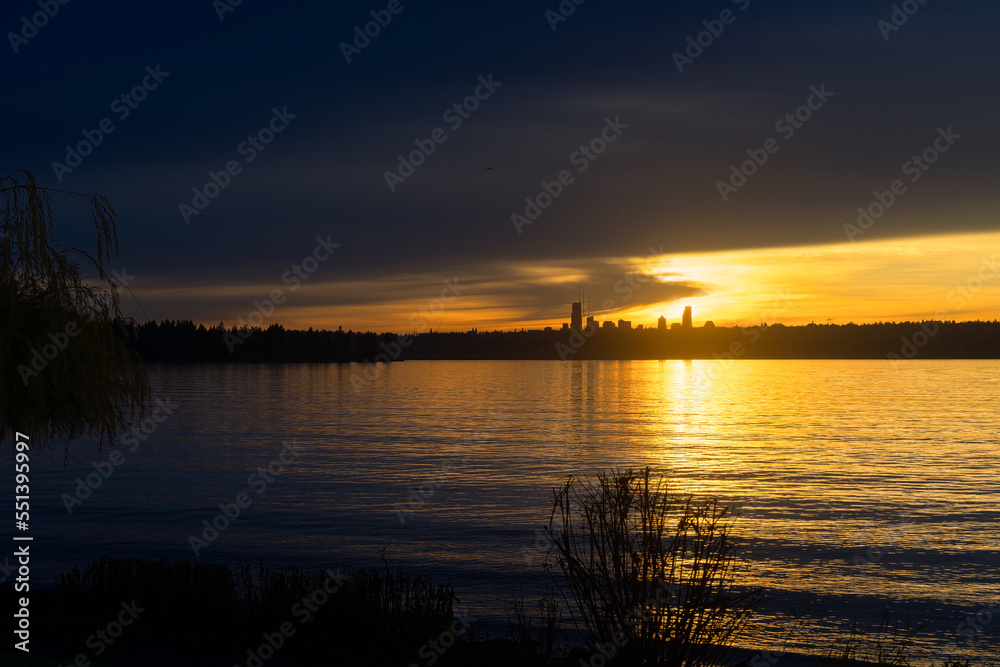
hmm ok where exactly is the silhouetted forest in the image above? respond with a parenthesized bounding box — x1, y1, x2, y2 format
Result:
(124, 319, 1000, 363)
(127, 321, 394, 362)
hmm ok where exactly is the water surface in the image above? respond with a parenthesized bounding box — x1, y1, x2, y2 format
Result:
(17, 360, 1000, 663)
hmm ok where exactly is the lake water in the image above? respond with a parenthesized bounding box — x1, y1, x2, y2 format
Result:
(14, 360, 1000, 663)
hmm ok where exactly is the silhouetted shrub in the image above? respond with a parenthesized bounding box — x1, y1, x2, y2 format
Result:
(545, 467, 763, 667)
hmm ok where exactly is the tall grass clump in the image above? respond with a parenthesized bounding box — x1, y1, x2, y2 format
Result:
(505, 584, 567, 660)
(545, 466, 763, 667)
(819, 609, 924, 667)
(52, 555, 456, 656)
(54, 556, 241, 634)
(327, 554, 456, 654)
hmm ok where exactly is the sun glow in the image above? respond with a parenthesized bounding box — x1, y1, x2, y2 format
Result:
(125, 232, 1000, 332)
(621, 231, 1000, 327)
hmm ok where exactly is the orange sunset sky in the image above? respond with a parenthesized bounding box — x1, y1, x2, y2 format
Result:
(123, 230, 999, 333)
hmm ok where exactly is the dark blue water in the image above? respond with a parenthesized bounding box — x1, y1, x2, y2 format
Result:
(9, 361, 1000, 663)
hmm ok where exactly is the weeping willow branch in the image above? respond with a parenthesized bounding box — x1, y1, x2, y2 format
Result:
(1, 168, 150, 455)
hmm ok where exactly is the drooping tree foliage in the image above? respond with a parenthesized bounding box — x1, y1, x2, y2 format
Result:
(1, 168, 150, 454)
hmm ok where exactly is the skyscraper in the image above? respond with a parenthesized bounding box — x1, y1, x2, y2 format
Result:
(571, 302, 583, 331)
(682, 306, 692, 328)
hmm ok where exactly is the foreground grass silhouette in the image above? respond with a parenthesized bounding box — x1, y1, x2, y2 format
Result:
(3, 469, 995, 666)
(9, 556, 993, 666)
(2, 556, 457, 666)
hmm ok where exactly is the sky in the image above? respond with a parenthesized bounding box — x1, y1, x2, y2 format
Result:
(5, 0, 999, 332)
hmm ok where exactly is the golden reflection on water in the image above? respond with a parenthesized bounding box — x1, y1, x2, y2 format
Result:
(77, 360, 1000, 662)
(533, 359, 999, 660)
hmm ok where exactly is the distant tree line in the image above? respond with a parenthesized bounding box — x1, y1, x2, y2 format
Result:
(125, 318, 1000, 363)
(404, 320, 1000, 360)
(127, 320, 398, 362)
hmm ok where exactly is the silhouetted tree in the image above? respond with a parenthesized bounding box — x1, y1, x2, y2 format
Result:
(1, 169, 150, 454)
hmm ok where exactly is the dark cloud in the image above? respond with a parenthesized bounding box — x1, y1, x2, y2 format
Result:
(7, 0, 998, 328)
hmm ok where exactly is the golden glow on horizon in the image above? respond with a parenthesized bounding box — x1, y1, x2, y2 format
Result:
(125, 231, 1000, 332)
(622, 231, 1000, 328)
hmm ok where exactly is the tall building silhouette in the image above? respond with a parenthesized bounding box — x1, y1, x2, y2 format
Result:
(571, 302, 583, 331)
(658, 315, 667, 331)
(682, 306, 692, 328)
